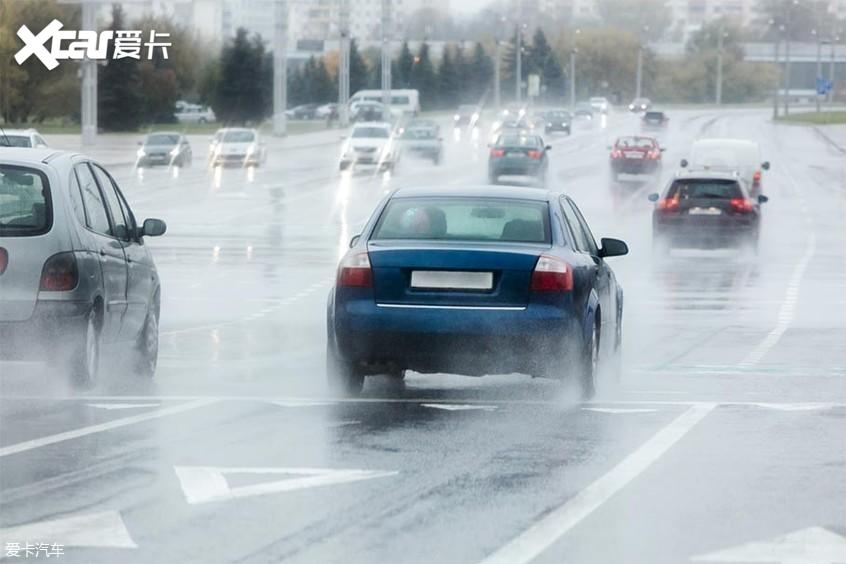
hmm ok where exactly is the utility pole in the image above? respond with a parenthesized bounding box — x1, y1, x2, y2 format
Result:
(773, 25, 781, 120)
(829, 35, 838, 105)
(272, 0, 288, 136)
(381, 0, 392, 121)
(815, 29, 822, 113)
(570, 29, 579, 109)
(80, 1, 97, 145)
(716, 26, 724, 105)
(784, 0, 795, 116)
(494, 40, 502, 109)
(515, 26, 522, 103)
(338, 0, 350, 127)
(636, 25, 648, 100)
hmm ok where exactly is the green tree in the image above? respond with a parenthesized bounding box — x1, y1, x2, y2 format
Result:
(99, 5, 143, 131)
(526, 29, 564, 102)
(394, 42, 415, 88)
(213, 28, 269, 124)
(410, 43, 438, 108)
(467, 42, 494, 103)
(349, 39, 370, 96)
(687, 18, 744, 58)
(438, 46, 460, 108)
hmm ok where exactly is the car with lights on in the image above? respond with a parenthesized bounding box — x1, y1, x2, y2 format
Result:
(681, 138, 770, 196)
(326, 185, 628, 398)
(488, 132, 551, 186)
(541, 109, 572, 135)
(641, 110, 669, 130)
(136, 132, 192, 168)
(589, 97, 610, 114)
(649, 170, 768, 252)
(609, 136, 663, 180)
(398, 123, 443, 165)
(208, 128, 266, 167)
(628, 97, 651, 112)
(0, 149, 167, 389)
(339, 122, 399, 172)
(454, 105, 481, 127)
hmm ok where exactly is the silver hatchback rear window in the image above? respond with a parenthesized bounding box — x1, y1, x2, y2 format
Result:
(0, 165, 52, 236)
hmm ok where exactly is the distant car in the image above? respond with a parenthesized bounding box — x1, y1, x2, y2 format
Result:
(454, 104, 482, 127)
(488, 131, 551, 186)
(642, 111, 669, 130)
(209, 128, 266, 167)
(589, 97, 610, 113)
(136, 132, 192, 168)
(0, 129, 48, 149)
(628, 97, 651, 112)
(573, 104, 595, 120)
(286, 104, 319, 120)
(609, 136, 663, 180)
(350, 101, 390, 123)
(326, 185, 628, 398)
(541, 109, 572, 135)
(399, 123, 443, 165)
(682, 138, 770, 196)
(316, 103, 339, 119)
(339, 122, 399, 172)
(174, 104, 215, 124)
(649, 170, 768, 252)
(0, 149, 167, 388)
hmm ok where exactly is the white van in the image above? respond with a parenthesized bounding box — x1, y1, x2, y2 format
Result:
(349, 89, 420, 116)
(682, 138, 770, 195)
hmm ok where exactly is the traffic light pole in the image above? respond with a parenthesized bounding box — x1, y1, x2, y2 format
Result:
(273, 0, 288, 136)
(381, 0, 392, 121)
(339, 0, 350, 126)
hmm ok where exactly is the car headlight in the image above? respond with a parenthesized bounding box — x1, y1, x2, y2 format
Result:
(472, 113, 479, 121)
(137, 148, 146, 157)
(454, 114, 460, 120)
(169, 147, 179, 157)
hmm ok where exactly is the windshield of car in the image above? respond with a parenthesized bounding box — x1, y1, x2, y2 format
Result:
(352, 127, 390, 139)
(0, 135, 32, 148)
(667, 179, 743, 199)
(221, 130, 255, 143)
(0, 165, 51, 236)
(645, 112, 664, 119)
(402, 128, 436, 140)
(496, 134, 541, 148)
(146, 134, 180, 146)
(372, 198, 550, 243)
(545, 111, 570, 119)
(617, 137, 656, 148)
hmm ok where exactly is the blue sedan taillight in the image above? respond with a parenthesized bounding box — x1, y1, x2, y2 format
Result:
(338, 251, 372, 288)
(530, 255, 572, 292)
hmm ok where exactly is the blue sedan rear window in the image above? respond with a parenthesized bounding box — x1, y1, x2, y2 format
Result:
(371, 197, 551, 244)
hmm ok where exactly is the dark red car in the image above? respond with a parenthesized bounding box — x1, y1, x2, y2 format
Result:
(609, 136, 663, 180)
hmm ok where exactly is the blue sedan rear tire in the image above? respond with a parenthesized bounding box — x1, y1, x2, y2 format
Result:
(326, 340, 364, 396)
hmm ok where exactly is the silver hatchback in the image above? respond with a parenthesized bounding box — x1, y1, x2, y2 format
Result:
(0, 149, 166, 388)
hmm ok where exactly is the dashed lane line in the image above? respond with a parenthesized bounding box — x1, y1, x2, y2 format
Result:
(477, 403, 717, 564)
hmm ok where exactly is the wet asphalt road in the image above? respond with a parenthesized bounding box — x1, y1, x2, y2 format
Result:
(2, 109, 846, 563)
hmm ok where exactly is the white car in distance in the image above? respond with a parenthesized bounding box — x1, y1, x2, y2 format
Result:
(339, 123, 399, 173)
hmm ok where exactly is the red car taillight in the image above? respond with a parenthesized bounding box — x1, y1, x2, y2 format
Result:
(657, 198, 679, 212)
(0, 247, 7, 276)
(39, 252, 78, 291)
(753, 170, 762, 184)
(610, 149, 622, 159)
(647, 150, 660, 159)
(337, 252, 372, 288)
(527, 150, 543, 159)
(731, 198, 755, 213)
(490, 148, 505, 158)
(531, 255, 573, 292)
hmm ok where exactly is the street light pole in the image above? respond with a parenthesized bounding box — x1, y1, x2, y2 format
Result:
(570, 29, 579, 109)
(80, 1, 97, 145)
(716, 26, 725, 105)
(784, 0, 795, 116)
(772, 23, 782, 120)
(494, 39, 502, 110)
(829, 35, 838, 105)
(338, 0, 350, 127)
(272, 0, 288, 137)
(515, 26, 522, 103)
(635, 25, 648, 100)
(815, 29, 822, 113)
(381, 0, 392, 122)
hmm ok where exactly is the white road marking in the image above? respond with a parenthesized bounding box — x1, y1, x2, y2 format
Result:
(691, 526, 846, 563)
(0, 510, 137, 550)
(268, 400, 336, 408)
(582, 408, 659, 414)
(422, 403, 499, 412)
(752, 402, 832, 412)
(0, 399, 217, 458)
(479, 403, 716, 564)
(739, 165, 816, 367)
(87, 403, 161, 410)
(174, 466, 398, 504)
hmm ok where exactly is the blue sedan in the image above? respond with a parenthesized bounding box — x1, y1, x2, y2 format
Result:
(326, 186, 628, 398)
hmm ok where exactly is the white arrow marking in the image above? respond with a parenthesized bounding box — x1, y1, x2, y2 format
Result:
(422, 404, 498, 412)
(692, 526, 846, 563)
(87, 403, 161, 410)
(268, 400, 336, 408)
(0, 511, 136, 549)
(753, 403, 833, 412)
(173, 466, 399, 504)
(583, 408, 659, 414)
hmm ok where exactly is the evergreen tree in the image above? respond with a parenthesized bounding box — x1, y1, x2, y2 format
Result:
(437, 46, 460, 108)
(349, 39, 369, 96)
(527, 29, 564, 102)
(309, 57, 336, 103)
(410, 43, 438, 109)
(98, 5, 143, 131)
(468, 42, 494, 103)
(394, 41, 415, 88)
(213, 28, 269, 124)
(453, 45, 469, 102)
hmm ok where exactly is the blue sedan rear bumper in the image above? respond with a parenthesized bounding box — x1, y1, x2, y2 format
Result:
(330, 294, 581, 377)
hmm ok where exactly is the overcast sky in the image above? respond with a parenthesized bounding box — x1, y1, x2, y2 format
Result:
(452, 0, 493, 16)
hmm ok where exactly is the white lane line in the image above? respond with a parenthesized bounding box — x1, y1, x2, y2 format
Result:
(87, 403, 161, 410)
(478, 403, 717, 564)
(0, 399, 218, 458)
(739, 165, 816, 367)
(0, 510, 137, 550)
(582, 408, 659, 414)
(422, 403, 499, 412)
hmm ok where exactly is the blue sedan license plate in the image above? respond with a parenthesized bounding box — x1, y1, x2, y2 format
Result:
(411, 271, 493, 290)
